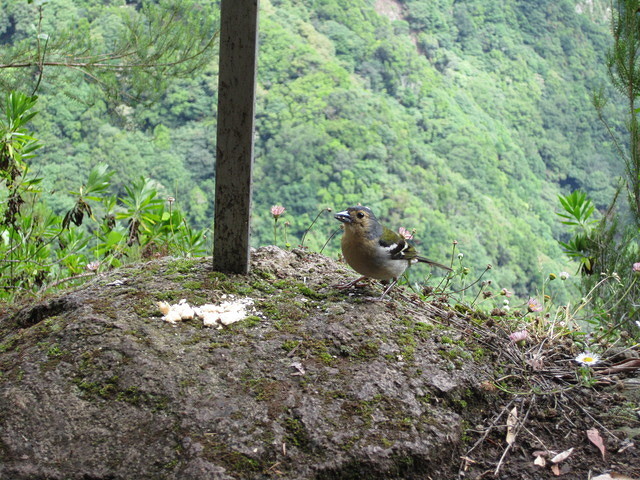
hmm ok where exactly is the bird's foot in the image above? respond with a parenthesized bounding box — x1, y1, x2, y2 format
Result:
(334, 276, 368, 290)
(377, 279, 398, 300)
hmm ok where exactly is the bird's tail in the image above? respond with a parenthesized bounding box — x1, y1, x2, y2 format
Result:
(416, 256, 452, 271)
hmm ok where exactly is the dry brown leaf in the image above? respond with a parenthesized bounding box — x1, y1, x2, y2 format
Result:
(506, 406, 518, 445)
(597, 358, 640, 374)
(551, 464, 561, 476)
(550, 447, 574, 464)
(587, 428, 606, 461)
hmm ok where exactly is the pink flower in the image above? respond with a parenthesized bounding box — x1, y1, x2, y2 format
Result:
(500, 288, 513, 297)
(86, 261, 101, 272)
(270, 205, 286, 219)
(633, 262, 640, 274)
(509, 330, 528, 345)
(398, 227, 414, 240)
(527, 297, 543, 313)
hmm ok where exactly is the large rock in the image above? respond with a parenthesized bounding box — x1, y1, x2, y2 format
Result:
(0, 247, 495, 479)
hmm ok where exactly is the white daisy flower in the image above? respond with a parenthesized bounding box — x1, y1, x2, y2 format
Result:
(575, 352, 600, 366)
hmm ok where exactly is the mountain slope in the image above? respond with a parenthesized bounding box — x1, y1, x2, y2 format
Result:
(2, 0, 624, 297)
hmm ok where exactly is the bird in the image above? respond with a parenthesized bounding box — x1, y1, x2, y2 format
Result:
(334, 206, 451, 299)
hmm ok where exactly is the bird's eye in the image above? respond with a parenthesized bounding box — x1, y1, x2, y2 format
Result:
(357, 212, 365, 219)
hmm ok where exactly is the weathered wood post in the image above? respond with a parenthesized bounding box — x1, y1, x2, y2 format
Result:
(213, 0, 260, 274)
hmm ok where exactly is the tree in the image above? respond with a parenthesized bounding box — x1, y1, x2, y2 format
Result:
(601, 0, 640, 224)
(0, 0, 218, 101)
(564, 0, 640, 329)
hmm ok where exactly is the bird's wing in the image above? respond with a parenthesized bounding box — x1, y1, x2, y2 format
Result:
(378, 229, 411, 260)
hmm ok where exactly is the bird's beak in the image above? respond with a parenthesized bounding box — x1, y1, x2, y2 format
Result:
(334, 210, 351, 224)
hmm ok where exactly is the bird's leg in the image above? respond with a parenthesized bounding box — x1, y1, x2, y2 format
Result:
(378, 278, 398, 300)
(335, 275, 368, 290)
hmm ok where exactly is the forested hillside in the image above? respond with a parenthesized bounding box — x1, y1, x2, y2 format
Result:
(0, 0, 626, 297)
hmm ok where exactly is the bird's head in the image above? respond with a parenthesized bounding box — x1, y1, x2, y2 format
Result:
(334, 206, 381, 239)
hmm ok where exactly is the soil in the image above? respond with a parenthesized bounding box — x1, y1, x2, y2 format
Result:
(0, 246, 638, 479)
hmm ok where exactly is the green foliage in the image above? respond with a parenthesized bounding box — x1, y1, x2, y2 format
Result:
(0, 0, 629, 305)
(0, 92, 208, 302)
(0, 0, 219, 102)
(557, 191, 598, 274)
(0, 91, 41, 187)
(557, 189, 640, 327)
(605, 0, 640, 224)
(63, 164, 114, 229)
(554, 0, 640, 330)
(557, 191, 597, 229)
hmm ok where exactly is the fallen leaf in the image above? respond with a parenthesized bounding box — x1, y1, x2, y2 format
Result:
(592, 474, 639, 480)
(533, 455, 546, 467)
(551, 464, 561, 476)
(597, 358, 640, 374)
(618, 439, 635, 453)
(532, 450, 550, 457)
(506, 406, 518, 445)
(587, 428, 606, 461)
(550, 447, 574, 464)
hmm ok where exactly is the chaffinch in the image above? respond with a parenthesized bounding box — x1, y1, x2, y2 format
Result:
(335, 206, 451, 299)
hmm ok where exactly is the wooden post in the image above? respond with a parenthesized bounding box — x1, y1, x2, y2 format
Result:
(213, 0, 260, 274)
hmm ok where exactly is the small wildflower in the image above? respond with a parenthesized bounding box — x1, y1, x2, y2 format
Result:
(86, 261, 101, 272)
(559, 271, 570, 280)
(633, 262, 640, 274)
(167, 196, 175, 205)
(458, 253, 464, 260)
(503, 299, 510, 306)
(575, 352, 600, 366)
(270, 205, 286, 219)
(527, 297, 543, 313)
(271, 205, 286, 245)
(398, 227, 414, 240)
(549, 273, 556, 280)
(509, 330, 528, 345)
(500, 288, 513, 297)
